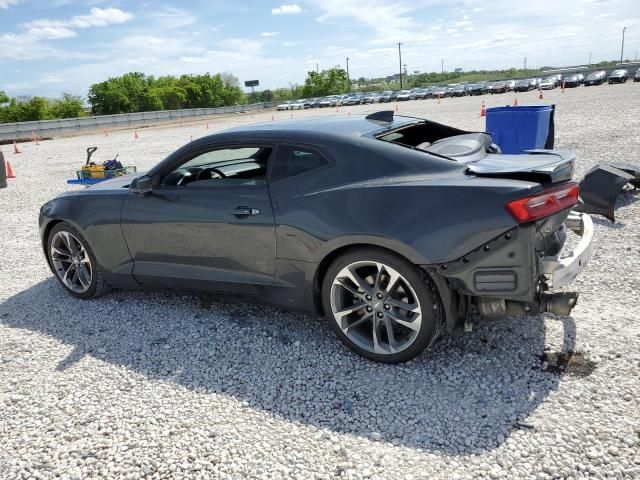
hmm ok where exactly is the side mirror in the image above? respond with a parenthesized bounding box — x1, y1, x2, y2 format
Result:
(129, 175, 153, 194)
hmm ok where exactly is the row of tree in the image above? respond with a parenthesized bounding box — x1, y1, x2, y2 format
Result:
(87, 72, 246, 115)
(0, 92, 85, 123)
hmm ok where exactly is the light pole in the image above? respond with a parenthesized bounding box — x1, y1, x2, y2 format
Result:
(441, 58, 444, 74)
(398, 43, 403, 88)
(620, 26, 627, 62)
(346, 57, 350, 91)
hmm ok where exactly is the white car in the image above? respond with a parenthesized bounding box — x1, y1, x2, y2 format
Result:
(539, 77, 556, 90)
(276, 101, 293, 111)
(291, 100, 306, 110)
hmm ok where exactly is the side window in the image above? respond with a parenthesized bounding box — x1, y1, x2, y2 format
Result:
(270, 145, 329, 182)
(161, 146, 272, 187)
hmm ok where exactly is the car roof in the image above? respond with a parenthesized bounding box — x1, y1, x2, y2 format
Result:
(225, 113, 419, 137)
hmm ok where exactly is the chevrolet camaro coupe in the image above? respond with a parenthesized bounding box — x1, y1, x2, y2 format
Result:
(40, 112, 594, 363)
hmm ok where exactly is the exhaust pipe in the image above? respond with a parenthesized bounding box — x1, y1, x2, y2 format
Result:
(540, 291, 579, 316)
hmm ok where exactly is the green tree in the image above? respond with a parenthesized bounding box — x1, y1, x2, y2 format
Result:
(49, 93, 85, 118)
(302, 68, 349, 97)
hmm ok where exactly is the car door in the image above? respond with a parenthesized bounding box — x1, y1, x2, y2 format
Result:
(120, 144, 276, 293)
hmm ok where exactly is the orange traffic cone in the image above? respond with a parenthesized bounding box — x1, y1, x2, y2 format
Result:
(6, 160, 15, 178)
(134, 131, 139, 139)
(480, 100, 486, 117)
(539, 90, 544, 100)
(13, 141, 21, 154)
(513, 97, 519, 106)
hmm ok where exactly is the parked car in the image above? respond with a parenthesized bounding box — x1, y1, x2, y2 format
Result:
(635, 68, 640, 82)
(276, 101, 293, 111)
(538, 77, 557, 90)
(412, 88, 430, 100)
(584, 71, 607, 86)
(563, 75, 581, 88)
(505, 80, 516, 91)
(431, 85, 450, 98)
(608, 69, 629, 84)
(514, 79, 533, 92)
(467, 83, 490, 95)
(290, 100, 306, 110)
(342, 95, 361, 106)
(490, 81, 508, 94)
(450, 85, 468, 97)
(379, 91, 393, 102)
(40, 112, 594, 363)
(576, 73, 585, 84)
(395, 90, 412, 101)
(363, 92, 380, 103)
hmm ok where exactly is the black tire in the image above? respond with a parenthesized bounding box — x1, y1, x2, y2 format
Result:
(47, 222, 109, 299)
(322, 247, 442, 363)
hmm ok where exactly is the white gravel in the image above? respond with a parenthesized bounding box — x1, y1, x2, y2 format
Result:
(1, 83, 640, 479)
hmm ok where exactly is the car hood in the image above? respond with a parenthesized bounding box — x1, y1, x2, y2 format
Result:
(87, 173, 139, 190)
(467, 150, 575, 183)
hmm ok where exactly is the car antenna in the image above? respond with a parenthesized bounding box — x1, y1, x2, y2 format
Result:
(365, 110, 394, 123)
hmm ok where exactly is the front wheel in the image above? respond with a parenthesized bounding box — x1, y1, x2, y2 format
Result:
(322, 248, 442, 363)
(47, 222, 108, 299)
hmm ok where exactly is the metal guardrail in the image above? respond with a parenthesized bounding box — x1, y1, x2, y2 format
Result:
(0, 102, 277, 141)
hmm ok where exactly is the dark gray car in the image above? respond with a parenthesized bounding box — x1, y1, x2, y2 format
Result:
(40, 113, 593, 363)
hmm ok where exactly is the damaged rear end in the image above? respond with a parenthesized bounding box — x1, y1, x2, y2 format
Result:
(371, 115, 595, 323)
(431, 181, 592, 322)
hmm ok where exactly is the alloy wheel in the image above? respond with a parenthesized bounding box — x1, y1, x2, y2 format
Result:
(330, 260, 422, 355)
(50, 231, 93, 293)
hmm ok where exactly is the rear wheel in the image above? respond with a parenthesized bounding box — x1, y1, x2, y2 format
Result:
(322, 248, 442, 363)
(47, 222, 108, 299)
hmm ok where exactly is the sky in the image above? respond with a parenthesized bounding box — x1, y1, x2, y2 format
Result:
(0, 0, 639, 98)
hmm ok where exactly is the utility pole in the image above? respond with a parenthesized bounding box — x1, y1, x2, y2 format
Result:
(588, 51, 592, 67)
(315, 62, 319, 74)
(620, 26, 627, 62)
(523, 57, 527, 72)
(441, 58, 444, 74)
(398, 43, 403, 88)
(346, 57, 350, 91)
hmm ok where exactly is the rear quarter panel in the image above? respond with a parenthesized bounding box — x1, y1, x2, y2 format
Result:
(269, 145, 538, 265)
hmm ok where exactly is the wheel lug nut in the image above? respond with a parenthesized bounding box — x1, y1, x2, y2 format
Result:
(366, 306, 372, 312)
(384, 304, 390, 310)
(365, 295, 372, 301)
(377, 312, 384, 318)
(376, 293, 384, 299)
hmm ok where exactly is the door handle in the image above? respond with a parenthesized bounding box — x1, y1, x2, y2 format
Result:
(231, 206, 260, 217)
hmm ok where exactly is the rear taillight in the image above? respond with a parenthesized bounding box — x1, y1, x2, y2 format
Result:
(505, 182, 579, 223)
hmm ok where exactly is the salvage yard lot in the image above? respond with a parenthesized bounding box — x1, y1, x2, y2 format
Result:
(1, 83, 639, 479)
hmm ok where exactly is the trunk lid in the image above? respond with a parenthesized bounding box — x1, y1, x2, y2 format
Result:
(467, 149, 575, 184)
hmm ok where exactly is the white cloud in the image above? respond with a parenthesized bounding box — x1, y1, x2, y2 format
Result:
(260, 31, 279, 37)
(25, 7, 134, 29)
(0, 0, 21, 9)
(271, 4, 302, 15)
(25, 27, 77, 40)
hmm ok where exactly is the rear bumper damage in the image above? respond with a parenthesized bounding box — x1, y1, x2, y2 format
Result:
(427, 210, 594, 327)
(541, 212, 594, 289)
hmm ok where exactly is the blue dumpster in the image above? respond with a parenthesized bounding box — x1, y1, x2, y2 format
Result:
(485, 105, 555, 154)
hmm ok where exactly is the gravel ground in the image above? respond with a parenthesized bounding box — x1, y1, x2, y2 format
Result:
(1, 83, 640, 480)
